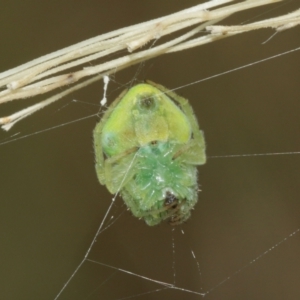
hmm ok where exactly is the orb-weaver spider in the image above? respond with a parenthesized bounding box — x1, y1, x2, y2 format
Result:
(93, 80, 206, 226)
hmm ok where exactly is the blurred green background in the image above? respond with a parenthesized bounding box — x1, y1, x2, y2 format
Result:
(0, 1, 300, 299)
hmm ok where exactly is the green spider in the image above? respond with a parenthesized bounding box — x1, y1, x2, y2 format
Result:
(93, 80, 206, 226)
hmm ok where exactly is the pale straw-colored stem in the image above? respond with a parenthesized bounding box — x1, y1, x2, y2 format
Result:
(1, 0, 298, 130)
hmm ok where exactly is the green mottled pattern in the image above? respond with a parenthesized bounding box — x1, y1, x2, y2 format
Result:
(121, 141, 198, 226)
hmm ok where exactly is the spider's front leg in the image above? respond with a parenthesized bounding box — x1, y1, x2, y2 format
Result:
(93, 88, 128, 186)
(103, 147, 139, 194)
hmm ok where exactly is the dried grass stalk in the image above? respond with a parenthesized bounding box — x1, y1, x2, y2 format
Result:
(1, 0, 298, 130)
